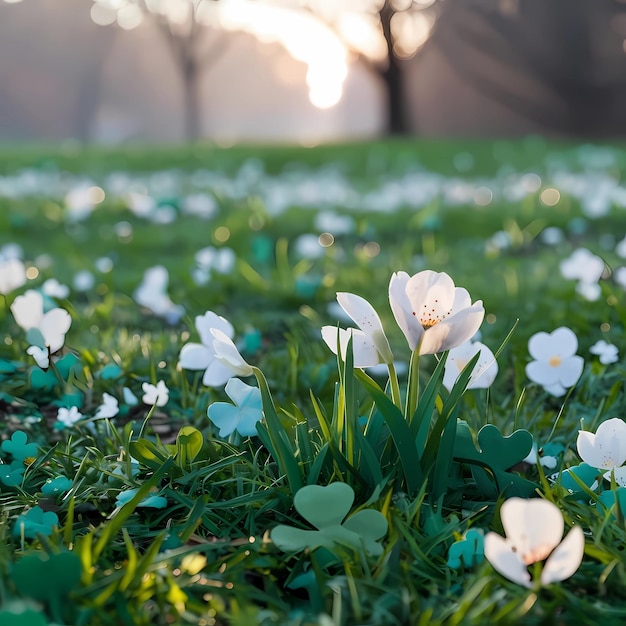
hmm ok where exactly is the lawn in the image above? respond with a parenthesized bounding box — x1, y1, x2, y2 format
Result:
(0, 138, 625, 625)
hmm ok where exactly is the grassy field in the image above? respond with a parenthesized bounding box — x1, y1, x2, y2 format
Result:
(0, 139, 625, 625)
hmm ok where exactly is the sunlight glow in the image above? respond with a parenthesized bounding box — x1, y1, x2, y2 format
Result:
(216, 0, 349, 109)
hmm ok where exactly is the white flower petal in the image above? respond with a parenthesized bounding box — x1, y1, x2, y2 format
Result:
(196, 311, 234, 346)
(389, 271, 423, 351)
(26, 345, 49, 369)
(202, 359, 236, 387)
(577, 418, 626, 470)
(419, 303, 484, 355)
(179, 343, 213, 371)
(211, 328, 253, 377)
(556, 355, 584, 386)
(540, 526, 584, 585)
(525, 360, 561, 386)
(40, 308, 71, 353)
(500, 498, 564, 563)
(484, 533, 531, 587)
(11, 290, 44, 330)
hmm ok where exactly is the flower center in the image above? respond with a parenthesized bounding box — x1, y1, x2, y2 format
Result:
(548, 356, 562, 367)
(522, 544, 553, 565)
(413, 300, 452, 330)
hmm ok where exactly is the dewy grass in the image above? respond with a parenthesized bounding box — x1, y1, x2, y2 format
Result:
(0, 140, 625, 624)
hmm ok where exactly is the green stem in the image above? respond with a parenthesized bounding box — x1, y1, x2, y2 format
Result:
(405, 348, 420, 424)
(387, 360, 402, 409)
(49, 357, 66, 389)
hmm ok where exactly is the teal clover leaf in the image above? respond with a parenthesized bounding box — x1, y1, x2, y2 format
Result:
(116, 487, 168, 509)
(559, 463, 599, 495)
(208, 378, 262, 437)
(270, 482, 388, 557)
(41, 476, 73, 496)
(0, 460, 25, 487)
(447, 528, 485, 569)
(0, 605, 49, 626)
(599, 488, 626, 518)
(13, 506, 59, 538)
(2, 431, 38, 462)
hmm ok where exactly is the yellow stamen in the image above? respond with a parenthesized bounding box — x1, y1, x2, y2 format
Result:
(548, 356, 562, 367)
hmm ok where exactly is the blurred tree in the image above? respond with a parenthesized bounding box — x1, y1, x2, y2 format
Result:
(90, 0, 228, 141)
(294, 0, 440, 134)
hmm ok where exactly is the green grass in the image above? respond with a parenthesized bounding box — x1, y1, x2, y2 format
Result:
(0, 139, 625, 625)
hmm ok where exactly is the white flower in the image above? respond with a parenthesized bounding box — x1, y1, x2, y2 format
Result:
(57, 406, 83, 427)
(617, 235, 626, 259)
(616, 266, 626, 289)
(211, 328, 254, 377)
(321, 292, 393, 368)
(42, 278, 70, 299)
(484, 497, 584, 588)
(559, 248, 604, 301)
(525, 327, 584, 397)
(576, 418, 626, 486)
(134, 266, 184, 323)
(388, 270, 484, 355)
(589, 340, 619, 365)
(142, 380, 169, 407)
(94, 393, 119, 419)
(442, 340, 498, 392)
(179, 312, 236, 387)
(0, 258, 26, 295)
(523, 444, 558, 469)
(10, 290, 72, 363)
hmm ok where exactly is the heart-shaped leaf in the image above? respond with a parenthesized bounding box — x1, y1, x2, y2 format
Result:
(294, 482, 354, 529)
(454, 422, 533, 470)
(13, 551, 82, 605)
(271, 483, 387, 556)
(13, 506, 59, 538)
(0, 607, 48, 626)
(29, 368, 57, 390)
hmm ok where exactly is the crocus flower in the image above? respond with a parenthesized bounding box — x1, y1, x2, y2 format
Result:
(178, 312, 236, 387)
(442, 340, 498, 392)
(589, 340, 619, 365)
(484, 497, 584, 587)
(207, 378, 262, 437)
(211, 328, 254, 377)
(0, 258, 26, 295)
(576, 418, 626, 486)
(525, 327, 584, 397)
(10, 290, 71, 367)
(142, 380, 169, 407)
(388, 270, 484, 355)
(321, 292, 393, 367)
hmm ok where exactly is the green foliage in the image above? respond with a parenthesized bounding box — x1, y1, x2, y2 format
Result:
(0, 139, 625, 624)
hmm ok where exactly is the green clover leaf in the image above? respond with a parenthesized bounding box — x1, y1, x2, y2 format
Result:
(13, 506, 59, 538)
(0, 460, 25, 487)
(41, 476, 73, 496)
(447, 528, 485, 569)
(2, 431, 38, 461)
(270, 483, 388, 556)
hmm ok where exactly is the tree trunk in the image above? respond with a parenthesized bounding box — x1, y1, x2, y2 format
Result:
(379, 0, 409, 135)
(182, 54, 201, 141)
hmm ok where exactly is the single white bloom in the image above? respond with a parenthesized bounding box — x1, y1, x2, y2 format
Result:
(142, 380, 169, 407)
(525, 327, 584, 397)
(0, 258, 26, 295)
(178, 312, 236, 387)
(589, 340, 619, 365)
(575, 280, 601, 302)
(321, 292, 393, 367)
(523, 444, 558, 469)
(211, 328, 254, 377)
(134, 266, 184, 323)
(11, 290, 71, 355)
(42, 278, 70, 299)
(442, 340, 498, 392)
(484, 497, 584, 587)
(559, 248, 604, 283)
(577, 418, 626, 486)
(389, 270, 485, 355)
(94, 393, 119, 419)
(57, 406, 83, 427)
